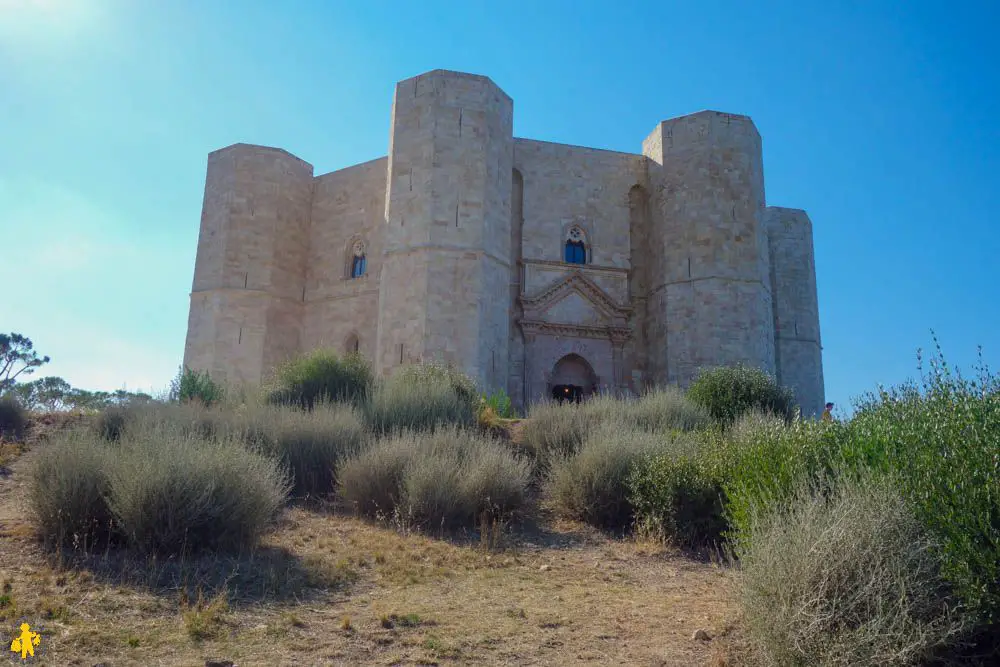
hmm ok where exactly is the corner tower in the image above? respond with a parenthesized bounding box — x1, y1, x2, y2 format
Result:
(765, 207, 824, 416)
(183, 144, 314, 386)
(642, 111, 776, 385)
(375, 70, 515, 391)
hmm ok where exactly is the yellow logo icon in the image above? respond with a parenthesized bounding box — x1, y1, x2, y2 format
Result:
(9, 623, 40, 660)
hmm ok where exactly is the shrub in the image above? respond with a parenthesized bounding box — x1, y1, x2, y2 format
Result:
(687, 364, 796, 426)
(338, 436, 411, 517)
(107, 428, 289, 555)
(710, 411, 839, 549)
(629, 450, 726, 547)
(339, 427, 530, 530)
(482, 388, 516, 419)
(549, 421, 680, 530)
(30, 433, 117, 549)
(170, 367, 225, 406)
(628, 387, 712, 432)
(837, 342, 1000, 627)
(395, 362, 479, 407)
(236, 402, 366, 498)
(268, 349, 372, 409)
(364, 365, 477, 435)
(92, 405, 130, 441)
(737, 475, 965, 666)
(0, 395, 27, 441)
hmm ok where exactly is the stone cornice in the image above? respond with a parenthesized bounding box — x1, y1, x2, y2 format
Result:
(519, 318, 632, 342)
(522, 258, 629, 277)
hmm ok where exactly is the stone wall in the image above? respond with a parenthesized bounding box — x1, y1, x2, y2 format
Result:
(766, 206, 824, 416)
(302, 157, 387, 360)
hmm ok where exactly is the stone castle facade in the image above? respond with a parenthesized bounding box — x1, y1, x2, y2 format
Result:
(183, 69, 825, 415)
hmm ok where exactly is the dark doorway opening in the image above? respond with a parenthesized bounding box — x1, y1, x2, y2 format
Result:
(552, 384, 585, 404)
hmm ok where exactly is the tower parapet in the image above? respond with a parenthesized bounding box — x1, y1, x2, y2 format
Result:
(642, 111, 775, 385)
(375, 70, 515, 391)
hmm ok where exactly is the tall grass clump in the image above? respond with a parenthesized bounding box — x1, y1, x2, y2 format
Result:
(170, 366, 226, 406)
(31, 422, 289, 556)
(234, 402, 366, 499)
(628, 449, 726, 548)
(363, 364, 477, 435)
(687, 363, 796, 426)
(549, 421, 685, 530)
(268, 349, 372, 409)
(107, 427, 289, 555)
(339, 427, 530, 530)
(30, 432, 117, 549)
(0, 395, 27, 441)
(522, 391, 709, 476)
(628, 387, 711, 432)
(838, 341, 1000, 631)
(737, 474, 965, 667)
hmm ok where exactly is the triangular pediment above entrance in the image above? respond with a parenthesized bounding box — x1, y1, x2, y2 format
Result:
(543, 289, 610, 327)
(520, 270, 632, 328)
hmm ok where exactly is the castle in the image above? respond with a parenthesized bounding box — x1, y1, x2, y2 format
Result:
(183, 69, 825, 415)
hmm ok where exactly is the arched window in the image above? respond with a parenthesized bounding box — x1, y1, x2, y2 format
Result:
(350, 241, 367, 279)
(564, 226, 587, 265)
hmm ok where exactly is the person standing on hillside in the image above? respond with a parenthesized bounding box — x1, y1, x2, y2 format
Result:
(821, 402, 834, 422)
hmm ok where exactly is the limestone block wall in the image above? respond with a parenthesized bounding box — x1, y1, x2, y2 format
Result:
(766, 206, 824, 416)
(376, 70, 514, 391)
(184, 144, 314, 386)
(642, 111, 775, 387)
(302, 158, 388, 359)
(514, 139, 645, 269)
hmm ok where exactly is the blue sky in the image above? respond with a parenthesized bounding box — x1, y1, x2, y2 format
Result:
(1, 0, 997, 409)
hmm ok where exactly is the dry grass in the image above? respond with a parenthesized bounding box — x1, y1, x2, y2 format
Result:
(0, 435, 736, 666)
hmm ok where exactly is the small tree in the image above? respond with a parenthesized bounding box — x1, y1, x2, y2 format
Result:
(0, 333, 50, 392)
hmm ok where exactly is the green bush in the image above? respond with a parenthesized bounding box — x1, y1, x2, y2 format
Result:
(30, 433, 117, 549)
(549, 421, 680, 530)
(363, 365, 477, 435)
(235, 402, 366, 499)
(710, 411, 839, 549)
(482, 388, 516, 419)
(170, 367, 226, 406)
(628, 450, 726, 547)
(687, 363, 796, 426)
(736, 474, 965, 666)
(268, 349, 372, 409)
(0, 395, 27, 440)
(836, 344, 1000, 627)
(338, 427, 531, 530)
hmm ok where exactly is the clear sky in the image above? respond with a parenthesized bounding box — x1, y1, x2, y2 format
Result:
(2, 0, 997, 409)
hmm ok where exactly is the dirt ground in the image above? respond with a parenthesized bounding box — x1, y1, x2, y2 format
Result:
(0, 424, 738, 666)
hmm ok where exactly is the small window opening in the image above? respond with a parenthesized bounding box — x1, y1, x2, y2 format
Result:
(564, 226, 587, 265)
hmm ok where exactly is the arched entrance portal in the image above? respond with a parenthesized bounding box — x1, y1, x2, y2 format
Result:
(549, 354, 598, 404)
